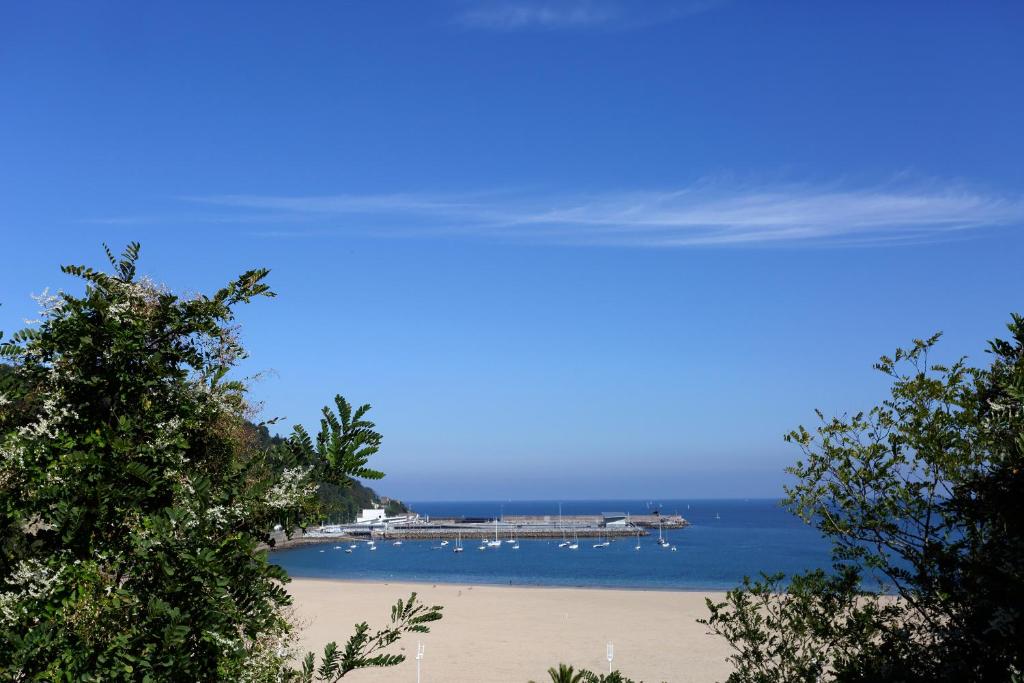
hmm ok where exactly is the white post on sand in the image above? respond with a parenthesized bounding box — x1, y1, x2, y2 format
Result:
(606, 642, 614, 674)
(416, 641, 425, 683)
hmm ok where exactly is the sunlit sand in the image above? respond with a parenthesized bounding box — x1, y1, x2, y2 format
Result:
(288, 579, 732, 683)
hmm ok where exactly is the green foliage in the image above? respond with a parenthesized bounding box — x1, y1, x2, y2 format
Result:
(531, 665, 641, 683)
(701, 569, 894, 683)
(580, 671, 640, 683)
(702, 317, 1024, 682)
(0, 244, 441, 680)
(383, 497, 409, 517)
(543, 664, 588, 683)
(290, 593, 442, 683)
(292, 395, 386, 487)
(249, 423, 406, 525)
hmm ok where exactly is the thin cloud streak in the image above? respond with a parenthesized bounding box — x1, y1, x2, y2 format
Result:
(187, 181, 1024, 247)
(456, 2, 618, 30)
(453, 0, 722, 31)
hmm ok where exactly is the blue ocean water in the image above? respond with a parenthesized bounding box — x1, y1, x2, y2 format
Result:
(271, 499, 835, 591)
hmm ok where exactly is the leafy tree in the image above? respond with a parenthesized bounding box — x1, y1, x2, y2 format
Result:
(247, 424, 407, 526)
(0, 244, 441, 680)
(702, 318, 1024, 682)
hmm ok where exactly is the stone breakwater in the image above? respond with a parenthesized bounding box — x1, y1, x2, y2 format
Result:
(267, 514, 688, 549)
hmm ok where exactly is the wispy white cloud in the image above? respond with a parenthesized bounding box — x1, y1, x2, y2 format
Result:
(180, 180, 1024, 247)
(457, 2, 617, 30)
(452, 0, 721, 31)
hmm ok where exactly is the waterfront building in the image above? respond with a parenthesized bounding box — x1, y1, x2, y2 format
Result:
(602, 512, 628, 527)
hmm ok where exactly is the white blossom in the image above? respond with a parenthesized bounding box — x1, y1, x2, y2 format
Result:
(264, 466, 315, 510)
(0, 559, 64, 625)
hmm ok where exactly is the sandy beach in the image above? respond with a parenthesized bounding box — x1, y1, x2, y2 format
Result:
(288, 579, 732, 683)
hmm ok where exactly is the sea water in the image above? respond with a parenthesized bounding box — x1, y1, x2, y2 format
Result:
(270, 499, 835, 590)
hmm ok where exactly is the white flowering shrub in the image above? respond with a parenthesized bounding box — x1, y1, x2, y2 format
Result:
(0, 244, 440, 681)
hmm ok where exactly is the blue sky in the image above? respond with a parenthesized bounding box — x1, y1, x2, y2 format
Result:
(1, 1, 1022, 499)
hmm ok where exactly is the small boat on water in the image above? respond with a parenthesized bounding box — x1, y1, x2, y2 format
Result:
(345, 548, 353, 554)
(392, 540, 402, 546)
(487, 518, 502, 548)
(453, 534, 464, 553)
(440, 540, 449, 547)
(557, 504, 571, 547)
(568, 531, 579, 550)
(349, 544, 358, 549)
(635, 529, 642, 551)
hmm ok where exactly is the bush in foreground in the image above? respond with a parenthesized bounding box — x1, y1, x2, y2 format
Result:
(0, 244, 441, 680)
(702, 319, 1024, 682)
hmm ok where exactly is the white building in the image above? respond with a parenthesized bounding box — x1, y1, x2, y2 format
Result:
(356, 508, 386, 524)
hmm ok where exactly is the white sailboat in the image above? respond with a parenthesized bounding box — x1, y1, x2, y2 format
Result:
(568, 530, 579, 550)
(658, 521, 670, 547)
(453, 533, 464, 553)
(557, 504, 570, 547)
(487, 518, 502, 547)
(635, 529, 642, 551)
(440, 539, 449, 546)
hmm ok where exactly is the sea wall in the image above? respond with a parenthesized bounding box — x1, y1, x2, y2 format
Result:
(268, 514, 689, 549)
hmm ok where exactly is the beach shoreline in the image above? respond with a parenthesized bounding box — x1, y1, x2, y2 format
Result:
(288, 578, 732, 683)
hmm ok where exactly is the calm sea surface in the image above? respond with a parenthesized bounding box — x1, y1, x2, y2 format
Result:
(270, 499, 835, 591)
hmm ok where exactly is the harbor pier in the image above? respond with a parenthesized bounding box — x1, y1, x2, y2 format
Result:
(274, 513, 689, 547)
